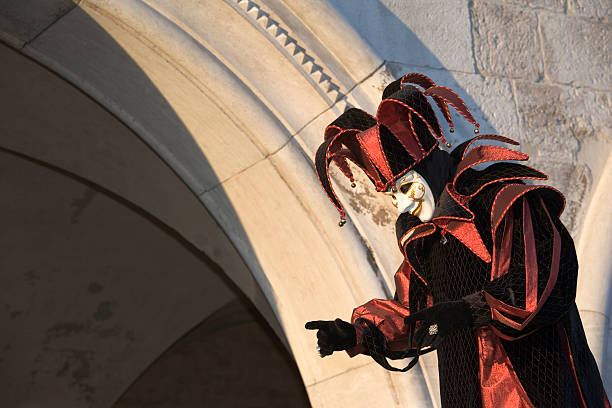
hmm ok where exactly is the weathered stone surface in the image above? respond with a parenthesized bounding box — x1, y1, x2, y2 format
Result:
(514, 82, 580, 160)
(0, 0, 77, 47)
(568, 0, 611, 21)
(540, 12, 612, 89)
(330, 0, 474, 73)
(472, 1, 543, 80)
(513, 81, 612, 232)
(307, 361, 433, 408)
(507, 0, 565, 12)
(515, 81, 611, 158)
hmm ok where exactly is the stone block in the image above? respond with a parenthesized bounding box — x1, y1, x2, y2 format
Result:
(568, 0, 611, 21)
(0, 0, 77, 47)
(472, 1, 543, 80)
(329, 0, 475, 73)
(505, 0, 565, 12)
(540, 12, 612, 89)
(514, 81, 580, 160)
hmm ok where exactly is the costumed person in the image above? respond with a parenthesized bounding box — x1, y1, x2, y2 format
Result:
(305, 73, 609, 407)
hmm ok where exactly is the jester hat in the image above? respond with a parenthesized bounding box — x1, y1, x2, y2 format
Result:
(315, 73, 480, 225)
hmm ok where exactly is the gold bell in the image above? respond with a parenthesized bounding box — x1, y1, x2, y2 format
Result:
(351, 182, 356, 188)
(339, 218, 346, 227)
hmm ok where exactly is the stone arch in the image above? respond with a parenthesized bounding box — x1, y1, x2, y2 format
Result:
(0, 0, 434, 406)
(576, 151, 612, 389)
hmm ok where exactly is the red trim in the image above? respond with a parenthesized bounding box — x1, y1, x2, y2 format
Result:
(491, 184, 564, 233)
(434, 219, 491, 263)
(377, 90, 443, 142)
(486, 195, 562, 331)
(315, 132, 346, 216)
(398, 223, 436, 284)
(401, 72, 452, 128)
(378, 107, 425, 161)
(454, 145, 530, 187)
(425, 86, 479, 126)
(558, 324, 588, 408)
(461, 135, 519, 160)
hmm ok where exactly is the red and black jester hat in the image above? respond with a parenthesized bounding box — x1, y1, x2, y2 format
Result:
(315, 73, 480, 226)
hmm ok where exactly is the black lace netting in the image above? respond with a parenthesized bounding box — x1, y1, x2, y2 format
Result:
(328, 108, 376, 132)
(380, 124, 415, 175)
(413, 178, 581, 407)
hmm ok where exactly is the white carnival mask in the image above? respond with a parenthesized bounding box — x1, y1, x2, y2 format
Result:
(384, 170, 435, 222)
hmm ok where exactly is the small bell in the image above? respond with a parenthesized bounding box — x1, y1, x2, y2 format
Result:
(338, 218, 346, 227)
(474, 128, 479, 134)
(351, 182, 356, 188)
(446, 142, 452, 148)
(449, 126, 455, 133)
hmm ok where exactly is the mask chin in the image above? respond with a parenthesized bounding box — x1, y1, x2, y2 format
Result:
(388, 171, 436, 222)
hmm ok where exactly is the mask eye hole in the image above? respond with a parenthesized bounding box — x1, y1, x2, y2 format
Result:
(399, 182, 413, 194)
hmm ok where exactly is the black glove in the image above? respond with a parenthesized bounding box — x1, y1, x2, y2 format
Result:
(404, 300, 473, 349)
(305, 318, 356, 357)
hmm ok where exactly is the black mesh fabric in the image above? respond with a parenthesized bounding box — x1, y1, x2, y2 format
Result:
(455, 163, 547, 196)
(420, 228, 490, 407)
(327, 108, 376, 134)
(397, 167, 603, 407)
(314, 137, 342, 211)
(386, 85, 442, 140)
(379, 124, 415, 175)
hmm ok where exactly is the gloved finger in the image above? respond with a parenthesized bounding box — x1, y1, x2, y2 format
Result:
(319, 345, 333, 357)
(316, 330, 329, 341)
(404, 310, 427, 326)
(305, 320, 331, 330)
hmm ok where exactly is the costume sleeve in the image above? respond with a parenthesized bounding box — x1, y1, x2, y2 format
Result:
(477, 186, 576, 340)
(346, 260, 430, 357)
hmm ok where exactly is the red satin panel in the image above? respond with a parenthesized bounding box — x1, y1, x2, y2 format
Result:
(491, 213, 514, 280)
(425, 86, 478, 125)
(523, 199, 538, 313)
(462, 135, 519, 160)
(485, 194, 562, 332)
(356, 125, 394, 181)
(435, 219, 491, 263)
(455, 145, 529, 183)
(477, 327, 535, 408)
(394, 261, 411, 305)
(350, 298, 412, 350)
(378, 104, 425, 160)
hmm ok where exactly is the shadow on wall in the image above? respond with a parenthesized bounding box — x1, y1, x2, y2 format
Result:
(330, 0, 500, 140)
(0, 5, 300, 407)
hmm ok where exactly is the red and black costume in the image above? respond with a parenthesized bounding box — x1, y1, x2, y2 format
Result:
(309, 73, 609, 407)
